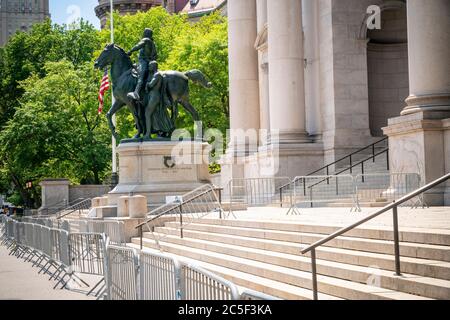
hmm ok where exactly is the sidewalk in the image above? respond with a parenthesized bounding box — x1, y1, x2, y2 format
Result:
(0, 246, 94, 300)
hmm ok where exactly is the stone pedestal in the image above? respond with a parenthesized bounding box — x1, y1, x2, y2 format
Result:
(383, 112, 450, 206)
(39, 179, 70, 212)
(117, 196, 130, 218)
(108, 141, 211, 208)
(129, 195, 147, 218)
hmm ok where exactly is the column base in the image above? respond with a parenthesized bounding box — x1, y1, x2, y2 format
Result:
(402, 93, 450, 116)
(267, 129, 314, 145)
(383, 111, 450, 206)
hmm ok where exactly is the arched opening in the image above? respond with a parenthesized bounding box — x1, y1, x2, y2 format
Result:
(366, 2, 408, 137)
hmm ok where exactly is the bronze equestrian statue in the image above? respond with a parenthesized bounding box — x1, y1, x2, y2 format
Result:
(94, 31, 211, 141)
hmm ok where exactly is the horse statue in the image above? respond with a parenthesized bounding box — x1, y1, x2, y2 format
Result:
(94, 43, 212, 141)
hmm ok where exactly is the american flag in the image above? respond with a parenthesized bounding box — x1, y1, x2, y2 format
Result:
(98, 69, 110, 114)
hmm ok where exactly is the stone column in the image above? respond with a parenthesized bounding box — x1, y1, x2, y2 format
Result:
(228, 0, 260, 155)
(303, 0, 322, 138)
(267, 0, 310, 144)
(402, 0, 450, 115)
(256, 0, 270, 132)
(383, 0, 450, 205)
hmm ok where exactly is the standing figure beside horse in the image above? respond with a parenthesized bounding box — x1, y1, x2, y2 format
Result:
(94, 28, 212, 141)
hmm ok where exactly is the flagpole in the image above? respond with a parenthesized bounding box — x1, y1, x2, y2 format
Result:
(110, 0, 118, 184)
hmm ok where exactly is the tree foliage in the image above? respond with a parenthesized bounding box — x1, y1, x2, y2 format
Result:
(0, 8, 229, 207)
(0, 61, 111, 207)
(0, 19, 100, 129)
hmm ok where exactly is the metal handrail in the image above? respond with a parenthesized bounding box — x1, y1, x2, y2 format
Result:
(309, 137, 388, 176)
(134, 185, 223, 251)
(300, 172, 450, 300)
(39, 198, 86, 216)
(306, 148, 389, 190)
(56, 198, 92, 220)
(135, 187, 221, 230)
(279, 137, 388, 191)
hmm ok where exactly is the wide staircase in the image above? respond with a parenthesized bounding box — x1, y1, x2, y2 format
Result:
(129, 217, 450, 300)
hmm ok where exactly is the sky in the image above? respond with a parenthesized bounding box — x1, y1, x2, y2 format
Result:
(49, 0, 101, 29)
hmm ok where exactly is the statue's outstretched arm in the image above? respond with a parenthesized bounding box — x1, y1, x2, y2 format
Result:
(127, 40, 145, 55)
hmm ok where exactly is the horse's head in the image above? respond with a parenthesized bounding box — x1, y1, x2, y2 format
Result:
(94, 43, 133, 71)
(94, 44, 116, 70)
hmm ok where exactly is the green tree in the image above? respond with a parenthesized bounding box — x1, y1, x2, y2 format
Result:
(0, 19, 100, 129)
(0, 61, 111, 208)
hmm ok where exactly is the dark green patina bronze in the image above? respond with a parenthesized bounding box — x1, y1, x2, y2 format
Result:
(94, 29, 211, 142)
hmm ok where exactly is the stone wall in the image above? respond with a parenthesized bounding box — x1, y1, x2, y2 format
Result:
(367, 6, 409, 137)
(326, 0, 381, 162)
(368, 43, 409, 136)
(39, 179, 111, 211)
(69, 185, 112, 203)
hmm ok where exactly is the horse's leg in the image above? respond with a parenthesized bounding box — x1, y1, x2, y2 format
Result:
(179, 97, 202, 140)
(171, 102, 179, 124)
(144, 94, 160, 140)
(179, 97, 200, 121)
(107, 100, 125, 141)
(127, 100, 143, 139)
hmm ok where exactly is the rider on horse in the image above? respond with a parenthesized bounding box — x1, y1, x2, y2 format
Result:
(127, 28, 158, 101)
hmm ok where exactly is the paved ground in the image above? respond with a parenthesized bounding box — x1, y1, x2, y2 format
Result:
(216, 206, 450, 231)
(0, 245, 95, 300)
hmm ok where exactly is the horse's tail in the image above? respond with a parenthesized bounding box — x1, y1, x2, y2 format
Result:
(184, 70, 212, 89)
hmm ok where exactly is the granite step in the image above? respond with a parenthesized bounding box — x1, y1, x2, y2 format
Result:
(130, 238, 431, 300)
(176, 218, 450, 246)
(149, 227, 450, 280)
(136, 231, 450, 299)
(163, 221, 450, 259)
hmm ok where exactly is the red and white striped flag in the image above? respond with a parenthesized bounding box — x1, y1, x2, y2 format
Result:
(98, 69, 110, 114)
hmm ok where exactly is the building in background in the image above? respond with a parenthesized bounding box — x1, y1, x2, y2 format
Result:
(95, 0, 228, 28)
(0, 0, 50, 47)
(179, 0, 227, 21)
(95, 0, 192, 29)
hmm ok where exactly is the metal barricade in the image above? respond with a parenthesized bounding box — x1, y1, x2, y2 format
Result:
(40, 226, 53, 258)
(139, 250, 181, 300)
(228, 177, 294, 216)
(52, 229, 75, 287)
(292, 175, 357, 210)
(23, 222, 34, 249)
(67, 233, 108, 298)
(354, 173, 422, 207)
(50, 228, 62, 262)
(106, 245, 139, 300)
(180, 263, 240, 300)
(87, 220, 126, 246)
(68, 233, 106, 276)
(78, 220, 89, 233)
(32, 224, 42, 254)
(10, 221, 26, 256)
(103, 221, 126, 246)
(0, 215, 6, 240)
(60, 220, 71, 233)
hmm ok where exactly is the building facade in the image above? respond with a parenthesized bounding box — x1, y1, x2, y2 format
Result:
(179, 0, 227, 20)
(95, 0, 162, 29)
(95, 0, 192, 28)
(221, 0, 450, 205)
(0, 0, 50, 47)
